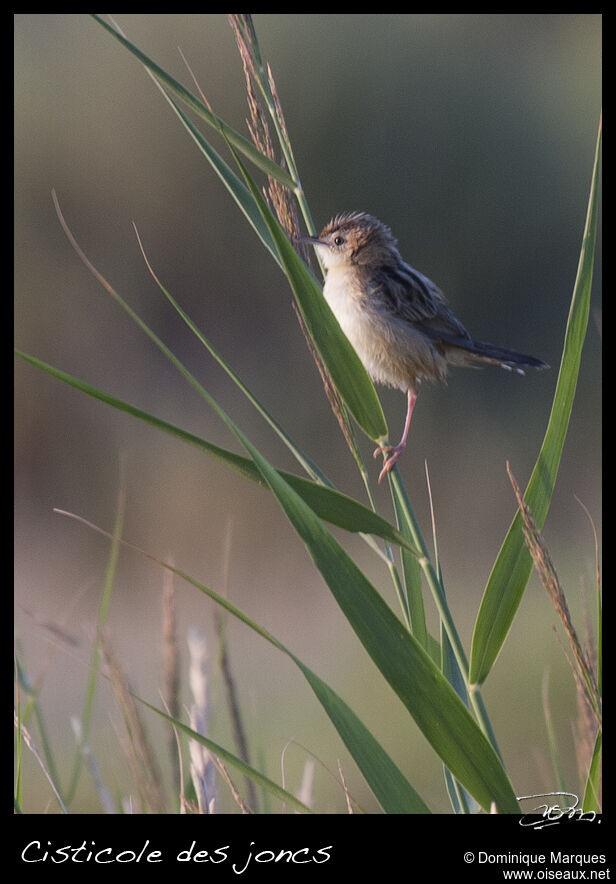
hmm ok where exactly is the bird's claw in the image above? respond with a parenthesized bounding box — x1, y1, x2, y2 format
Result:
(373, 443, 405, 483)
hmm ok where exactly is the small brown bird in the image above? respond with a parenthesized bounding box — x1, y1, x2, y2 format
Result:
(301, 212, 548, 482)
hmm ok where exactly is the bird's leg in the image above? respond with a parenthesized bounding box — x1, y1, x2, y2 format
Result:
(374, 389, 417, 482)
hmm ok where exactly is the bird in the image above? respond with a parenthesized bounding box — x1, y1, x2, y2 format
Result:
(300, 212, 549, 482)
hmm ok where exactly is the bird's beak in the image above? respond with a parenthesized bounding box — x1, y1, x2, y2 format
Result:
(295, 234, 324, 247)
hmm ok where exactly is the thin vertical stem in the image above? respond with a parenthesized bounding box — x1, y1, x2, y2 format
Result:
(390, 467, 503, 760)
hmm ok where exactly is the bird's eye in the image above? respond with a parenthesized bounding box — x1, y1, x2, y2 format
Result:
(333, 235, 345, 246)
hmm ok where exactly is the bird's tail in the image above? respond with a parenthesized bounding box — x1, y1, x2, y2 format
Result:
(444, 337, 549, 374)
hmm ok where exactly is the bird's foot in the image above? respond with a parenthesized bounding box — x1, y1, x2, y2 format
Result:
(373, 442, 406, 483)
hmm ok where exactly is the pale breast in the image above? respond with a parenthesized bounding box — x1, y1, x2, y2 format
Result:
(322, 266, 448, 390)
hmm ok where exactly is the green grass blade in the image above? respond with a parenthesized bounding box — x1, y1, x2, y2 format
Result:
(233, 427, 519, 812)
(596, 573, 602, 697)
(582, 729, 602, 813)
(470, 119, 601, 685)
(47, 358, 507, 809)
(99, 17, 280, 264)
(90, 15, 297, 191)
(444, 768, 464, 814)
(60, 513, 428, 814)
(148, 84, 280, 266)
(392, 486, 429, 652)
(135, 232, 327, 483)
(541, 670, 568, 794)
(14, 660, 23, 810)
(440, 610, 480, 814)
(181, 588, 429, 814)
(295, 666, 430, 813)
(228, 146, 388, 444)
(64, 479, 126, 803)
(14, 655, 63, 800)
(137, 700, 312, 813)
(15, 350, 418, 556)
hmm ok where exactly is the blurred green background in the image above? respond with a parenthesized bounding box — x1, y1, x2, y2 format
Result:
(15, 14, 601, 813)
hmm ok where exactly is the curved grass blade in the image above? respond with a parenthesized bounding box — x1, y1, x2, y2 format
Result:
(470, 119, 601, 685)
(90, 15, 297, 191)
(137, 701, 311, 813)
(65, 478, 126, 803)
(133, 226, 325, 483)
(295, 666, 430, 813)
(32, 196, 412, 554)
(15, 350, 418, 556)
(99, 16, 280, 265)
(167, 95, 279, 264)
(231, 427, 519, 813)
(56, 509, 429, 814)
(141, 65, 280, 266)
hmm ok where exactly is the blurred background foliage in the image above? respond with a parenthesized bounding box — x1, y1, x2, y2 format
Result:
(15, 14, 601, 813)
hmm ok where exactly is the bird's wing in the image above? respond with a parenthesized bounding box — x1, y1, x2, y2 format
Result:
(373, 261, 471, 341)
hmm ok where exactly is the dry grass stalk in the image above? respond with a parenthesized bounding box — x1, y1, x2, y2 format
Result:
(216, 612, 258, 811)
(15, 710, 68, 813)
(228, 15, 359, 461)
(337, 760, 354, 814)
(187, 627, 217, 813)
(228, 14, 300, 246)
(212, 757, 251, 814)
(214, 520, 258, 811)
(506, 463, 601, 730)
(295, 758, 315, 811)
(291, 301, 359, 454)
(100, 632, 167, 814)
